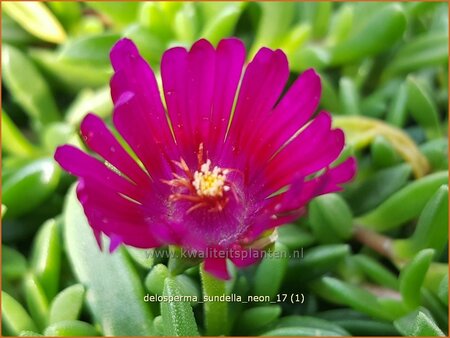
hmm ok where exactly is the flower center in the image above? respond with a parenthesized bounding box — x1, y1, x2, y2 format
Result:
(163, 155, 234, 213)
(192, 160, 230, 197)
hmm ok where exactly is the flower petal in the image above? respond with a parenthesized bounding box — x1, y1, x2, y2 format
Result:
(110, 38, 177, 179)
(204, 256, 230, 280)
(246, 69, 321, 167)
(108, 234, 123, 253)
(160, 46, 189, 141)
(229, 246, 261, 268)
(223, 47, 289, 167)
(76, 179, 161, 249)
(315, 157, 357, 194)
(80, 113, 151, 186)
(208, 38, 246, 157)
(261, 112, 345, 195)
(54, 145, 144, 201)
(93, 229, 103, 251)
(112, 91, 177, 180)
(268, 157, 357, 227)
(76, 180, 148, 224)
(161, 39, 220, 166)
(270, 69, 322, 141)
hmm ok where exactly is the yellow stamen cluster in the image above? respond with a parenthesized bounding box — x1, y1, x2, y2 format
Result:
(192, 160, 229, 197)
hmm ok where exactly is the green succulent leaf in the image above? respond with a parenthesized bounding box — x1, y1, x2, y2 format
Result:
(122, 24, 165, 64)
(406, 76, 442, 139)
(18, 330, 43, 337)
(139, 2, 172, 39)
(1, 110, 38, 157)
(200, 263, 228, 336)
(410, 185, 448, 255)
(309, 194, 353, 242)
(2, 291, 38, 335)
(285, 244, 350, 284)
(331, 319, 399, 336)
(30, 49, 110, 90)
(384, 33, 449, 77)
(370, 136, 401, 168)
(2, 245, 28, 280)
(352, 254, 398, 290)
(274, 315, 350, 335)
(86, 2, 140, 28)
(250, 2, 296, 56)
(261, 326, 344, 336)
(437, 273, 448, 306)
(44, 320, 100, 336)
(329, 4, 406, 65)
(65, 86, 112, 125)
(30, 218, 61, 300)
(49, 284, 85, 325)
(153, 315, 164, 335)
(59, 33, 120, 66)
(63, 186, 154, 335)
(386, 82, 409, 127)
(237, 305, 282, 334)
(338, 77, 360, 115)
(420, 139, 449, 171)
(399, 249, 435, 309)
(312, 276, 392, 321)
(394, 309, 445, 336)
(175, 274, 201, 306)
(327, 4, 353, 45)
(254, 242, 289, 299)
(2, 45, 60, 130)
(126, 246, 154, 269)
(47, 2, 82, 31)
(277, 223, 315, 250)
(357, 171, 448, 231)
(345, 163, 412, 215)
(173, 3, 199, 44)
(2, 13, 37, 46)
(200, 3, 246, 45)
(23, 273, 49, 330)
(145, 264, 169, 296)
(3, 2, 67, 43)
(2, 159, 61, 219)
(160, 277, 200, 336)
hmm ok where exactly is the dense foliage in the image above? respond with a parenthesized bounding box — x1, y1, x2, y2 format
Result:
(2, 2, 448, 336)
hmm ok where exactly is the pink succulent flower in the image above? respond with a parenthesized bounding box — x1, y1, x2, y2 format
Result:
(55, 38, 356, 279)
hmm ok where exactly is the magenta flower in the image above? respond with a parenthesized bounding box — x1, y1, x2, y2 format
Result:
(55, 38, 356, 279)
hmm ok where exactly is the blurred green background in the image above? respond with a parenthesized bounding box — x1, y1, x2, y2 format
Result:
(1, 2, 449, 337)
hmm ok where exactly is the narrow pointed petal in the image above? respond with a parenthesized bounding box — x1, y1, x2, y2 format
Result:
(80, 113, 151, 186)
(269, 157, 357, 222)
(224, 48, 289, 166)
(112, 91, 177, 180)
(108, 234, 123, 253)
(93, 229, 103, 251)
(229, 246, 261, 268)
(204, 256, 230, 280)
(55, 145, 144, 201)
(110, 38, 177, 179)
(266, 128, 345, 194)
(247, 69, 322, 166)
(208, 38, 246, 157)
(260, 112, 346, 195)
(162, 39, 224, 166)
(76, 179, 161, 249)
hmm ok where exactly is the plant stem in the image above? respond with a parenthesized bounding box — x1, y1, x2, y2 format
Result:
(200, 263, 228, 336)
(354, 225, 394, 258)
